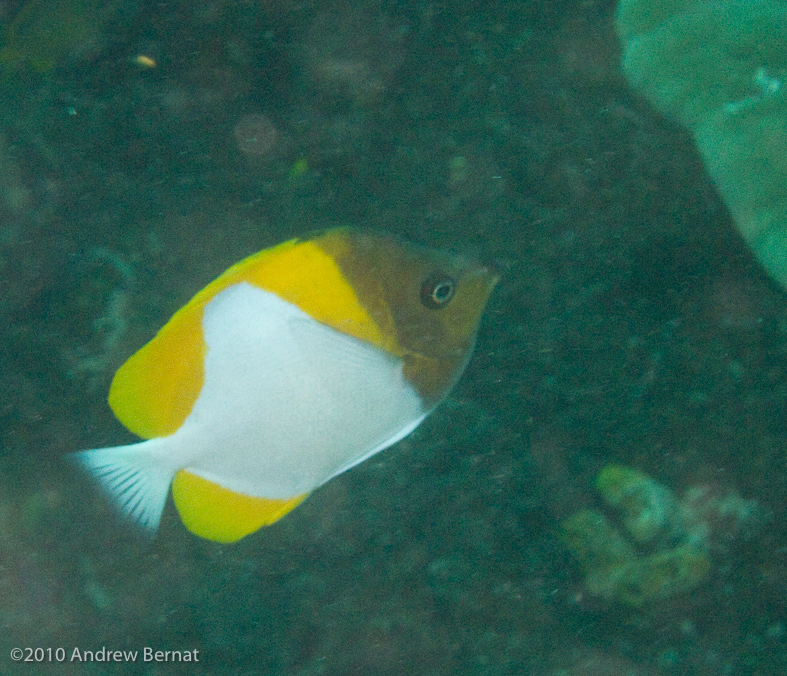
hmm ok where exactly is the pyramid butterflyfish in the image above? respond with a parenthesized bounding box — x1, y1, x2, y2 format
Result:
(72, 228, 498, 543)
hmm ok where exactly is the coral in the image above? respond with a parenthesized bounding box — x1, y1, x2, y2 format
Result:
(560, 464, 759, 606)
(596, 464, 687, 545)
(616, 0, 787, 290)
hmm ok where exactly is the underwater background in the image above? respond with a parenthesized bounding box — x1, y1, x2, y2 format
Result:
(1, 0, 786, 673)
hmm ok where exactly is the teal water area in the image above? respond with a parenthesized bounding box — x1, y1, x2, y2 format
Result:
(0, 0, 785, 673)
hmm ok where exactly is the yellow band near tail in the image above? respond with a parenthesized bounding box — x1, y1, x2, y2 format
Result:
(171, 470, 307, 543)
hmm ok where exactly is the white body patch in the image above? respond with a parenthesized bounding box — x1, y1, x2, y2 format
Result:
(177, 282, 427, 497)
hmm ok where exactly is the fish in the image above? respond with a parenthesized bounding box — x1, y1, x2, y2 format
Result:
(71, 227, 498, 543)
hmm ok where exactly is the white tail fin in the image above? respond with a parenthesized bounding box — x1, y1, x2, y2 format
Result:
(71, 439, 176, 535)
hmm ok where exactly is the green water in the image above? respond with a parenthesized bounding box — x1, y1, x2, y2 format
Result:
(0, 0, 785, 673)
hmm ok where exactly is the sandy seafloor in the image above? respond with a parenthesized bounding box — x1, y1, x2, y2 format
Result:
(1, 0, 786, 673)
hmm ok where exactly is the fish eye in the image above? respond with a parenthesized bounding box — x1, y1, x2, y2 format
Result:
(420, 273, 457, 309)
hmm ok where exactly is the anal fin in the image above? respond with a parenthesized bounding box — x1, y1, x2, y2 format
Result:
(171, 470, 307, 543)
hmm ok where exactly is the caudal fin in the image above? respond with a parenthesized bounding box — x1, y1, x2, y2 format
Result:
(70, 439, 176, 535)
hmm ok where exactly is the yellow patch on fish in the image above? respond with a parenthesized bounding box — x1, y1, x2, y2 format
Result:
(72, 228, 498, 543)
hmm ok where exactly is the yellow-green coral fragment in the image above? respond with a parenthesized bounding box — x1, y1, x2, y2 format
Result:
(596, 464, 686, 544)
(560, 465, 712, 607)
